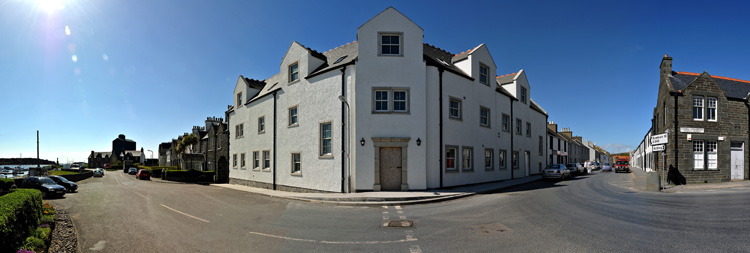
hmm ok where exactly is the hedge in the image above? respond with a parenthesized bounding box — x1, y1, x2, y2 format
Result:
(0, 178, 15, 192)
(0, 189, 43, 251)
(165, 169, 214, 182)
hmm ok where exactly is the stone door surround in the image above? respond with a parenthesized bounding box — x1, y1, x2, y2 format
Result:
(372, 137, 410, 191)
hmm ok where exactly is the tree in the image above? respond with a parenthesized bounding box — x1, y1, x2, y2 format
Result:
(177, 134, 199, 170)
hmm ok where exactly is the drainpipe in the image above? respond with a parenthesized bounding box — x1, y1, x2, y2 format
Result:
(671, 92, 680, 183)
(545, 114, 548, 173)
(438, 69, 444, 188)
(510, 96, 514, 180)
(340, 66, 347, 193)
(746, 100, 750, 180)
(273, 90, 278, 190)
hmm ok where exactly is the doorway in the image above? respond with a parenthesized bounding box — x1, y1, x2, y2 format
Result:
(731, 142, 744, 180)
(379, 147, 402, 191)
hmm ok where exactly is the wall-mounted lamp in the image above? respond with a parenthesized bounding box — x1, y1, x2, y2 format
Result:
(360, 138, 366, 146)
(416, 138, 421, 146)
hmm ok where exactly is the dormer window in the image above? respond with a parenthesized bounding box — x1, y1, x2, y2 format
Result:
(236, 92, 242, 107)
(479, 64, 489, 85)
(288, 62, 299, 83)
(379, 33, 401, 56)
(520, 87, 527, 104)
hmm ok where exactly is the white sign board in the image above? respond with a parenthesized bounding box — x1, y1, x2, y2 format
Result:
(651, 133, 668, 145)
(652, 145, 666, 152)
(680, 127, 704, 133)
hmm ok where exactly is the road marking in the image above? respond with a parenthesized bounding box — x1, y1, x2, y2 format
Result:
(397, 210, 403, 214)
(131, 191, 147, 199)
(395, 206, 402, 210)
(89, 240, 106, 251)
(410, 245, 422, 253)
(248, 231, 417, 244)
(161, 204, 210, 223)
(399, 216, 407, 220)
(115, 175, 122, 186)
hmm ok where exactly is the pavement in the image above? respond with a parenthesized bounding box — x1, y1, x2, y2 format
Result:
(629, 166, 750, 193)
(212, 175, 542, 206)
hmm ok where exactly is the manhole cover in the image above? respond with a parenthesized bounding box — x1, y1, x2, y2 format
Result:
(386, 220, 413, 227)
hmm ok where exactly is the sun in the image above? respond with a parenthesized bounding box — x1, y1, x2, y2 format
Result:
(36, 0, 66, 13)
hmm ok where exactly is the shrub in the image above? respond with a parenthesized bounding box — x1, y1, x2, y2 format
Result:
(0, 178, 15, 192)
(165, 169, 215, 182)
(22, 236, 44, 252)
(0, 189, 43, 251)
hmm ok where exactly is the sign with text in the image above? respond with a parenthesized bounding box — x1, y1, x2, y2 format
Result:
(652, 145, 665, 152)
(651, 133, 668, 145)
(680, 127, 704, 133)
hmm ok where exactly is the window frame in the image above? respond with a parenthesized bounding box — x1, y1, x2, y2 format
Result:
(320, 122, 333, 158)
(526, 122, 531, 137)
(520, 87, 527, 104)
(502, 114, 510, 132)
(378, 32, 403, 56)
(291, 153, 301, 174)
(512, 151, 519, 169)
(499, 150, 507, 169)
(289, 106, 299, 127)
(393, 89, 408, 113)
(253, 151, 259, 170)
(479, 64, 489, 85)
(372, 87, 410, 114)
(706, 141, 718, 170)
(262, 150, 271, 171)
(374, 89, 389, 112)
(484, 148, 494, 171)
(449, 97, 462, 120)
(240, 153, 246, 169)
(480, 106, 490, 127)
(288, 61, 299, 84)
(462, 146, 473, 171)
(232, 153, 237, 169)
(707, 97, 717, 122)
(539, 136, 543, 155)
(258, 116, 265, 133)
(236, 92, 243, 107)
(516, 118, 522, 135)
(693, 140, 704, 170)
(693, 96, 704, 121)
(445, 146, 458, 171)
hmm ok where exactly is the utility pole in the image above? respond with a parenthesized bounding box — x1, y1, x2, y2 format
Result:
(37, 130, 40, 170)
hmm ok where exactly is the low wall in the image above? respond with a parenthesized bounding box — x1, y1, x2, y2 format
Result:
(60, 170, 93, 182)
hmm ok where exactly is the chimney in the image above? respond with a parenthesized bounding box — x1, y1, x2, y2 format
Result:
(119, 134, 126, 140)
(561, 128, 573, 138)
(548, 121, 558, 133)
(660, 54, 673, 80)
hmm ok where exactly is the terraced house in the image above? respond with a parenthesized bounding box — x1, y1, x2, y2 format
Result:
(642, 55, 750, 184)
(227, 7, 548, 193)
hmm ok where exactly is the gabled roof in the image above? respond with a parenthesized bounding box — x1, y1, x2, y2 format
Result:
(669, 71, 750, 99)
(307, 41, 359, 79)
(423, 43, 472, 80)
(451, 44, 483, 63)
(241, 75, 266, 90)
(496, 72, 518, 85)
(89, 152, 111, 158)
(530, 99, 548, 116)
(292, 41, 326, 61)
(358, 7, 423, 31)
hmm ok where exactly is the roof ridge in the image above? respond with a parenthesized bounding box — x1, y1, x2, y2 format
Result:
(326, 41, 358, 53)
(677, 71, 750, 84)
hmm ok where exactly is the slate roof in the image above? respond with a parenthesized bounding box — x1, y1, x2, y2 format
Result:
(423, 43, 472, 80)
(451, 44, 483, 63)
(669, 71, 750, 99)
(89, 152, 111, 158)
(530, 99, 548, 116)
(308, 41, 359, 79)
(121, 151, 143, 157)
(496, 73, 517, 85)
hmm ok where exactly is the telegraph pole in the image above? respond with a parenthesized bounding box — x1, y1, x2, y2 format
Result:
(37, 130, 40, 170)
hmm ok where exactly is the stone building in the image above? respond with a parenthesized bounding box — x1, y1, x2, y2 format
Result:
(160, 117, 230, 182)
(88, 134, 144, 168)
(644, 55, 749, 184)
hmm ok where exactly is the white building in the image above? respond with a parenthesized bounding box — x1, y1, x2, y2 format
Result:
(227, 7, 548, 192)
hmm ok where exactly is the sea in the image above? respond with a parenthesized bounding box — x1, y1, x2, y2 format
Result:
(0, 165, 39, 178)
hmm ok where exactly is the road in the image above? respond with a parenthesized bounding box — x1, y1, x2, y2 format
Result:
(49, 170, 750, 252)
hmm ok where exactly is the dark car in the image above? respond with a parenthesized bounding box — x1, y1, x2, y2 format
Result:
(48, 175, 78, 192)
(21, 176, 66, 198)
(136, 169, 150, 180)
(128, 167, 138, 175)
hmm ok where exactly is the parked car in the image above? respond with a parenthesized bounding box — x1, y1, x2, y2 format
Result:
(542, 164, 570, 180)
(615, 159, 630, 173)
(566, 163, 585, 175)
(94, 168, 104, 177)
(136, 169, 150, 180)
(594, 162, 602, 170)
(128, 167, 138, 175)
(104, 163, 111, 170)
(601, 164, 613, 172)
(21, 176, 66, 198)
(47, 175, 78, 193)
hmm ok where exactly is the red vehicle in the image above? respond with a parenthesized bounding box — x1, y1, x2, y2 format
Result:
(136, 169, 150, 180)
(614, 159, 630, 173)
(104, 163, 111, 169)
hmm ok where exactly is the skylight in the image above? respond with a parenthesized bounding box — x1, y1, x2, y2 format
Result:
(334, 55, 348, 64)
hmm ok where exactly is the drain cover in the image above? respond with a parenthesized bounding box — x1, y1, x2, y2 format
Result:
(386, 220, 413, 227)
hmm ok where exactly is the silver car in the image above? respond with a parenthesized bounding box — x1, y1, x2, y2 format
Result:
(565, 163, 584, 175)
(542, 164, 570, 180)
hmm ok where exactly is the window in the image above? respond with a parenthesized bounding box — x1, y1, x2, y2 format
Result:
(663, 102, 666, 126)
(693, 96, 704, 120)
(292, 153, 301, 173)
(539, 136, 543, 155)
(480, 107, 490, 127)
(484, 149, 493, 170)
(499, 150, 506, 169)
(289, 62, 299, 83)
(526, 122, 531, 137)
(253, 151, 259, 169)
(235, 124, 244, 138)
(479, 64, 489, 85)
(446, 146, 457, 171)
(462, 147, 473, 171)
(707, 97, 717, 122)
(502, 114, 510, 131)
(236, 92, 243, 107)
(520, 87, 527, 104)
(380, 34, 400, 55)
(375, 90, 389, 112)
(320, 122, 332, 156)
(393, 90, 408, 112)
(706, 141, 718, 170)
(449, 98, 461, 119)
(693, 141, 704, 169)
(240, 153, 246, 169)
(232, 154, 237, 168)
(516, 119, 522, 135)
(262, 150, 270, 170)
(512, 151, 519, 169)
(289, 106, 298, 126)
(258, 117, 265, 133)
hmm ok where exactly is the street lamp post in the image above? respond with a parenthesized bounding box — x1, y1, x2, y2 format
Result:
(338, 95, 352, 193)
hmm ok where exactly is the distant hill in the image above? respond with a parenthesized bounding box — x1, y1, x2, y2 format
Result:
(0, 158, 57, 165)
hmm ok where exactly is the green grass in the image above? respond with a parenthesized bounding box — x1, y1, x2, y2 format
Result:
(49, 170, 77, 176)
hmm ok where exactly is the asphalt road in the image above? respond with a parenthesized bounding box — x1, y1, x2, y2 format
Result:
(49, 170, 750, 252)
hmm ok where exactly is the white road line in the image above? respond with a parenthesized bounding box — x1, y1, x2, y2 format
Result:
(248, 231, 417, 244)
(131, 191, 147, 199)
(395, 206, 402, 210)
(382, 206, 388, 209)
(399, 216, 407, 220)
(161, 204, 210, 223)
(397, 210, 403, 214)
(409, 245, 422, 253)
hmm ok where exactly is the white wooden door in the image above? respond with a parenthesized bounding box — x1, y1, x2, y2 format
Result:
(731, 142, 744, 180)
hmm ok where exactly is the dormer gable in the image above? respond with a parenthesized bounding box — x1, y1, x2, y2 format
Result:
(356, 7, 423, 61)
(452, 44, 496, 86)
(280, 41, 326, 85)
(233, 75, 264, 108)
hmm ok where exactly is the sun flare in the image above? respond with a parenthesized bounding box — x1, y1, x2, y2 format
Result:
(36, 0, 65, 13)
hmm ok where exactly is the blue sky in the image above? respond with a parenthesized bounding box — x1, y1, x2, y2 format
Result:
(1, 0, 748, 162)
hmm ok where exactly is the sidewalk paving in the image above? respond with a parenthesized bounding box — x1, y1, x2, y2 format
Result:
(212, 175, 541, 206)
(630, 166, 750, 193)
